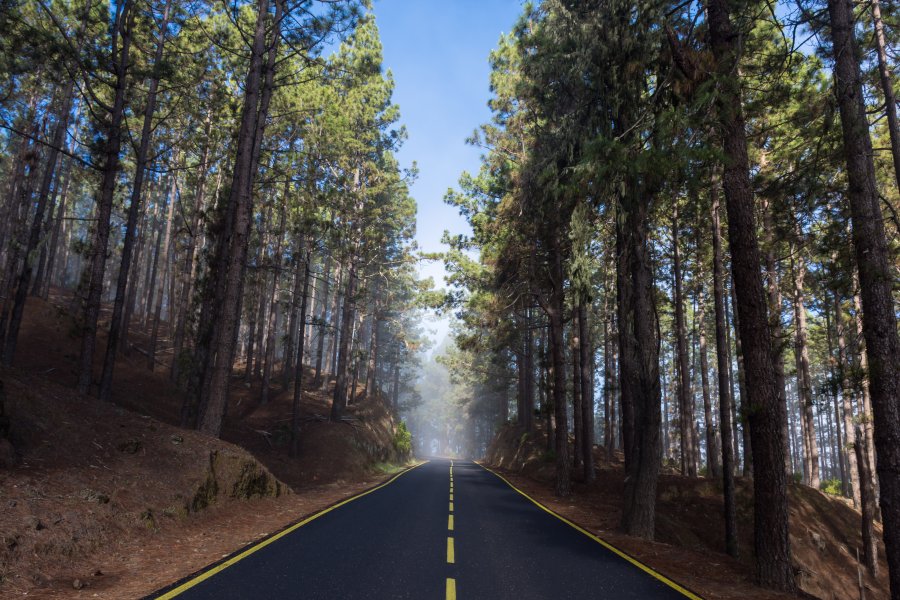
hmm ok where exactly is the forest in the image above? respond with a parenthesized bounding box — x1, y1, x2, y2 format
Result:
(0, 0, 428, 437)
(0, 0, 898, 598)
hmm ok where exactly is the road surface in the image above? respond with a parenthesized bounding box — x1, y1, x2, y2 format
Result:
(149, 459, 697, 599)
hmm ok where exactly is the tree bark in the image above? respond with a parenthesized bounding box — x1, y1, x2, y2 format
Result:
(834, 292, 861, 508)
(790, 244, 819, 489)
(572, 314, 583, 474)
(147, 175, 177, 371)
(76, 0, 135, 394)
(707, 0, 793, 587)
(672, 205, 697, 477)
(712, 187, 738, 557)
(261, 205, 286, 404)
(579, 302, 595, 482)
(852, 272, 877, 501)
(171, 109, 213, 384)
(856, 425, 879, 577)
(617, 191, 662, 539)
(546, 243, 570, 497)
(870, 0, 900, 190)
(98, 0, 174, 399)
(826, 5, 900, 589)
(313, 256, 332, 384)
(290, 247, 311, 458)
(762, 201, 792, 475)
(199, 0, 276, 436)
(330, 257, 356, 420)
(696, 255, 720, 479)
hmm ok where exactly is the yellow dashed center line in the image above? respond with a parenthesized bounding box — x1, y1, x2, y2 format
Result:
(447, 462, 456, 599)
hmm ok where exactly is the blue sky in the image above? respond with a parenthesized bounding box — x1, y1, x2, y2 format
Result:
(372, 0, 524, 345)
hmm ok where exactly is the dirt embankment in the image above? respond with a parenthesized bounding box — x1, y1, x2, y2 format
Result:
(485, 423, 890, 600)
(0, 293, 412, 597)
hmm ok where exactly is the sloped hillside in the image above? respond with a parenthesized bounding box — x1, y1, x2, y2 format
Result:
(485, 423, 890, 600)
(0, 294, 413, 597)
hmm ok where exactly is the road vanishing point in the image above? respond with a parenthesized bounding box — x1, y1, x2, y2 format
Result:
(148, 459, 698, 600)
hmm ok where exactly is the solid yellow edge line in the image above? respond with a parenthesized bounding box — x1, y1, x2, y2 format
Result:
(156, 461, 429, 599)
(446, 577, 456, 600)
(477, 463, 703, 600)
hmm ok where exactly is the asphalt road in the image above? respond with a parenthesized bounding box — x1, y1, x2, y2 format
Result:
(150, 459, 695, 600)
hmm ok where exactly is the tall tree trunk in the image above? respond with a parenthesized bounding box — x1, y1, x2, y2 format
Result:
(3, 65, 85, 365)
(572, 314, 583, 474)
(712, 187, 738, 557)
(545, 242, 570, 497)
(856, 425, 879, 577)
(852, 272, 877, 501)
(834, 292, 861, 508)
(762, 201, 792, 475)
(825, 307, 848, 492)
(148, 176, 176, 371)
(697, 258, 720, 479)
(870, 0, 900, 190)
(313, 256, 332, 384)
(365, 309, 380, 400)
(672, 205, 697, 477)
(199, 0, 277, 437)
(617, 192, 662, 539)
(603, 307, 615, 457)
(171, 108, 213, 384)
(827, 1, 900, 591)
(76, 0, 135, 394)
(41, 151, 73, 298)
(523, 307, 535, 433)
(289, 247, 311, 458)
(790, 245, 819, 489)
(282, 250, 304, 388)
(261, 205, 285, 405)
(730, 280, 752, 477)
(99, 0, 173, 399)
(579, 302, 595, 482)
(330, 257, 356, 421)
(707, 0, 793, 587)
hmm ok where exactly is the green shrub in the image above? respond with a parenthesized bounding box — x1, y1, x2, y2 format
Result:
(393, 421, 412, 456)
(821, 478, 843, 496)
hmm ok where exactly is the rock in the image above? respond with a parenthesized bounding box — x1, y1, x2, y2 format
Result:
(27, 516, 44, 531)
(117, 438, 142, 454)
(170, 435, 183, 445)
(73, 578, 84, 589)
(78, 489, 110, 504)
(811, 531, 826, 552)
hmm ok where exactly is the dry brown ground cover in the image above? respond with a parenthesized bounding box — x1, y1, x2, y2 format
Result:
(0, 294, 410, 598)
(484, 424, 890, 600)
